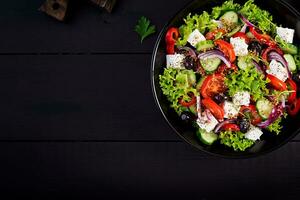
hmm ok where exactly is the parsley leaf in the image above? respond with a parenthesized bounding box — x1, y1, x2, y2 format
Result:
(134, 16, 156, 43)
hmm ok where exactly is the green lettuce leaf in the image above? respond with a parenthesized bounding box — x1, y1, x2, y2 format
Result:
(219, 131, 255, 151)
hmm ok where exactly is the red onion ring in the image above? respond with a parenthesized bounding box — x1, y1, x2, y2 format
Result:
(198, 50, 231, 68)
(252, 60, 265, 76)
(239, 14, 256, 28)
(257, 104, 284, 128)
(268, 51, 292, 79)
(214, 119, 237, 133)
(241, 23, 248, 33)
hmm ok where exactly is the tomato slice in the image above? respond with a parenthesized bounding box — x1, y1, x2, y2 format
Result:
(288, 98, 300, 116)
(233, 32, 250, 43)
(214, 39, 236, 62)
(178, 93, 196, 107)
(240, 105, 262, 125)
(165, 27, 179, 54)
(221, 124, 240, 131)
(205, 29, 227, 40)
(200, 74, 226, 99)
(266, 74, 287, 91)
(216, 63, 238, 75)
(202, 98, 224, 120)
(286, 79, 297, 104)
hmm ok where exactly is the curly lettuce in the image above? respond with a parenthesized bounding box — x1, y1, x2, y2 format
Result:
(266, 112, 287, 135)
(225, 66, 269, 101)
(211, 0, 241, 19)
(240, 0, 277, 34)
(159, 68, 197, 114)
(177, 12, 217, 47)
(219, 131, 255, 151)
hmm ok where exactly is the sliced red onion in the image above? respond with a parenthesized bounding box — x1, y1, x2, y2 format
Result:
(205, 109, 212, 121)
(281, 95, 286, 108)
(268, 51, 292, 79)
(252, 60, 265, 76)
(178, 46, 197, 58)
(257, 104, 284, 128)
(239, 14, 256, 28)
(198, 50, 231, 67)
(240, 23, 248, 33)
(214, 119, 236, 133)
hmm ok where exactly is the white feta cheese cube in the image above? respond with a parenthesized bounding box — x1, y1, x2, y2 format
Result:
(276, 27, 294, 43)
(230, 37, 248, 56)
(223, 101, 240, 119)
(187, 29, 206, 47)
(233, 91, 250, 106)
(245, 125, 263, 141)
(266, 59, 288, 82)
(196, 110, 219, 132)
(166, 54, 185, 69)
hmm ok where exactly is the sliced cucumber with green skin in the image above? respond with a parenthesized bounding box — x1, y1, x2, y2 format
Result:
(196, 77, 206, 91)
(284, 54, 297, 72)
(196, 40, 214, 52)
(200, 57, 221, 72)
(256, 98, 274, 119)
(182, 70, 196, 85)
(196, 129, 218, 145)
(189, 105, 197, 115)
(226, 25, 241, 37)
(281, 44, 298, 55)
(220, 11, 238, 25)
(237, 56, 253, 70)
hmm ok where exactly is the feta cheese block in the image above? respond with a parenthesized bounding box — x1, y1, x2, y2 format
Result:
(266, 59, 288, 82)
(187, 29, 206, 47)
(166, 54, 185, 69)
(233, 91, 250, 106)
(196, 110, 219, 132)
(230, 37, 248, 56)
(276, 27, 294, 43)
(245, 125, 263, 141)
(223, 101, 240, 119)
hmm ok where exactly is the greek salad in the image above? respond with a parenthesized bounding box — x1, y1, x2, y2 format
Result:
(159, 0, 300, 151)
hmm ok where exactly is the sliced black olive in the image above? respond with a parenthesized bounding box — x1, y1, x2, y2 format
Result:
(180, 111, 194, 123)
(183, 56, 197, 71)
(237, 118, 250, 133)
(248, 41, 263, 55)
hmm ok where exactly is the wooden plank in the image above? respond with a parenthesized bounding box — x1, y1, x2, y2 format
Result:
(0, 0, 188, 53)
(0, 141, 299, 198)
(0, 54, 299, 141)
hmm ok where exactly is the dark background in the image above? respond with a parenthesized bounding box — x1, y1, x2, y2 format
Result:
(0, 0, 299, 199)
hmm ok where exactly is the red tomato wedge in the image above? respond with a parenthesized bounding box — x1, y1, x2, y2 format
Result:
(214, 39, 236, 62)
(200, 74, 226, 99)
(240, 105, 262, 125)
(202, 98, 225, 120)
(266, 74, 287, 91)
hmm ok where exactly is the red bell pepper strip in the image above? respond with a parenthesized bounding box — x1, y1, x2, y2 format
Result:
(214, 39, 236, 62)
(221, 123, 240, 131)
(202, 98, 225, 120)
(288, 98, 300, 116)
(249, 27, 276, 47)
(266, 74, 287, 91)
(165, 27, 179, 54)
(178, 93, 196, 107)
(286, 79, 297, 104)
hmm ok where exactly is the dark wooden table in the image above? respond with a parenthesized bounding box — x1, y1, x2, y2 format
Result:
(0, 0, 299, 199)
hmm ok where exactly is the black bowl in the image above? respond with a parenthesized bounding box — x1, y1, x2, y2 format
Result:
(151, 0, 300, 158)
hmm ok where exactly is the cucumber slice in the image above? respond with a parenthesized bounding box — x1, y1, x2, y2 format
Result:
(256, 99, 274, 119)
(200, 57, 221, 72)
(196, 129, 218, 145)
(196, 77, 206, 91)
(196, 40, 215, 52)
(220, 11, 238, 25)
(237, 56, 253, 70)
(284, 54, 297, 72)
(282, 44, 298, 55)
(226, 25, 241, 37)
(181, 70, 196, 85)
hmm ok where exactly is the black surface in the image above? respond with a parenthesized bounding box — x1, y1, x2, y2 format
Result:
(0, 0, 299, 199)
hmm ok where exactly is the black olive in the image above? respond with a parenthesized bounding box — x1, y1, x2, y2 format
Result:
(292, 73, 300, 85)
(237, 118, 250, 133)
(180, 111, 194, 123)
(183, 56, 196, 71)
(213, 93, 228, 104)
(248, 41, 263, 55)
